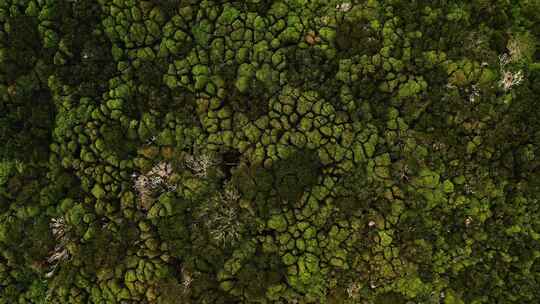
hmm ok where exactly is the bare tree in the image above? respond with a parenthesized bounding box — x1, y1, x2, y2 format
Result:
(45, 217, 70, 278)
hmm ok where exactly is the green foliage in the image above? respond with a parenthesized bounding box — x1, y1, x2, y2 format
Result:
(1, 0, 540, 303)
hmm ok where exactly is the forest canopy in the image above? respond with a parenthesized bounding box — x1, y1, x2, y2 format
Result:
(1, 0, 540, 303)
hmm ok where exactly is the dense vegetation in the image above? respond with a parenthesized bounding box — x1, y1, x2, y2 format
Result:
(1, 0, 540, 303)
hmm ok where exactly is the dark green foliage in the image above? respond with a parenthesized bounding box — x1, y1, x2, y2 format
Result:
(78, 221, 138, 276)
(233, 0, 273, 14)
(52, 0, 115, 98)
(232, 149, 321, 219)
(2, 16, 42, 80)
(234, 249, 286, 299)
(336, 19, 381, 57)
(157, 213, 190, 258)
(334, 164, 374, 215)
(156, 278, 189, 304)
(286, 47, 340, 100)
(0, 81, 54, 162)
(375, 292, 407, 304)
(55, 35, 116, 97)
(101, 122, 138, 158)
(272, 149, 322, 203)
